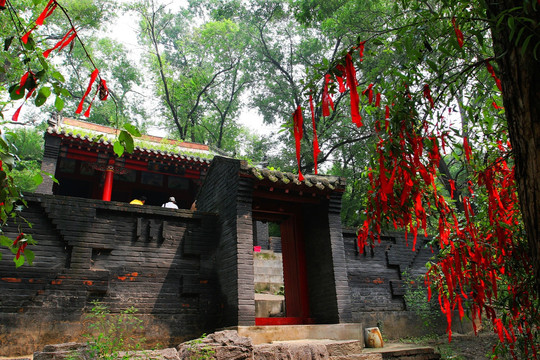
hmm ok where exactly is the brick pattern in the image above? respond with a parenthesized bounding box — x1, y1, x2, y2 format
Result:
(303, 200, 340, 324)
(196, 156, 245, 327)
(342, 228, 433, 317)
(0, 194, 219, 356)
(327, 193, 353, 323)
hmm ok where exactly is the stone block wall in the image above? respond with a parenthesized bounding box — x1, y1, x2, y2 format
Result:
(196, 157, 256, 327)
(341, 228, 459, 338)
(0, 194, 219, 356)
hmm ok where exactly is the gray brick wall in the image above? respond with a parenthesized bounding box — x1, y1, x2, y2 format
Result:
(0, 194, 219, 356)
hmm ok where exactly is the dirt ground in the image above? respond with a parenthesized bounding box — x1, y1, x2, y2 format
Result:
(398, 330, 503, 360)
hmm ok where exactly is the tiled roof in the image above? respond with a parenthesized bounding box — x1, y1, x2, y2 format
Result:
(61, 118, 210, 152)
(47, 127, 212, 165)
(240, 161, 346, 192)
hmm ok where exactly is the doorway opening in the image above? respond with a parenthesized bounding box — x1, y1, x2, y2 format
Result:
(253, 221, 286, 321)
(252, 210, 311, 325)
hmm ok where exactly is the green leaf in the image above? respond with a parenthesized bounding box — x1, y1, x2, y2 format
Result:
(38, 56, 49, 71)
(9, 86, 25, 101)
(23, 37, 35, 51)
(521, 34, 533, 56)
(119, 130, 134, 153)
(113, 141, 125, 157)
(0, 235, 12, 247)
(61, 89, 71, 97)
(35, 87, 50, 107)
(123, 123, 141, 137)
(14, 254, 25, 268)
(425, 59, 438, 73)
(51, 71, 65, 83)
(4, 36, 14, 52)
(32, 172, 43, 187)
(0, 153, 15, 166)
(55, 96, 65, 112)
(25, 249, 35, 266)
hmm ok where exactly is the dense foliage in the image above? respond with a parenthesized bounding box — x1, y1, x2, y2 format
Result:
(290, 0, 539, 357)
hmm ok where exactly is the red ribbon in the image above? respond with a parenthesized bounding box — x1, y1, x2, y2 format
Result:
(423, 84, 434, 108)
(322, 74, 334, 116)
(293, 106, 304, 181)
(36, 0, 57, 25)
(43, 27, 76, 58)
(358, 41, 366, 62)
(15, 71, 31, 95)
(451, 16, 464, 48)
(485, 60, 503, 92)
(345, 53, 362, 127)
(22, 1, 58, 43)
(362, 83, 374, 104)
(76, 68, 99, 114)
(21, 25, 37, 44)
(463, 136, 472, 163)
(335, 65, 346, 93)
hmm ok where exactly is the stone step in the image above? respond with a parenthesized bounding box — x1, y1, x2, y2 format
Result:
(233, 324, 364, 345)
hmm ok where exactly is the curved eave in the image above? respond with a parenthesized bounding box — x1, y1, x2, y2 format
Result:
(240, 163, 346, 193)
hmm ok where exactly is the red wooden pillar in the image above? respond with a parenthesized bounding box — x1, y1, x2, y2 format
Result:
(102, 159, 115, 201)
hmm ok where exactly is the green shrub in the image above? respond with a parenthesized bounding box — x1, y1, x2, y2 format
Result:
(82, 300, 146, 359)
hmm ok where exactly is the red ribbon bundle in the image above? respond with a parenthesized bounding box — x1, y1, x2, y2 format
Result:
(362, 83, 374, 104)
(485, 60, 503, 92)
(76, 68, 99, 116)
(22, 0, 57, 43)
(345, 53, 362, 127)
(13, 233, 27, 260)
(423, 84, 434, 108)
(43, 27, 77, 58)
(322, 74, 334, 116)
(358, 41, 366, 62)
(12, 71, 37, 121)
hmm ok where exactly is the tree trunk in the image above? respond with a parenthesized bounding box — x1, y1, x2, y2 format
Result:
(486, 1, 540, 294)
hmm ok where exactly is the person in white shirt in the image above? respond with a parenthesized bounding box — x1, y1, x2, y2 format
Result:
(162, 196, 178, 209)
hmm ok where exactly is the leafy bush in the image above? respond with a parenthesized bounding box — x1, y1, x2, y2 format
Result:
(82, 300, 146, 360)
(402, 270, 440, 332)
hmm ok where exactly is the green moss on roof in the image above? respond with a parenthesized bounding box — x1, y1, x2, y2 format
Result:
(58, 126, 214, 160)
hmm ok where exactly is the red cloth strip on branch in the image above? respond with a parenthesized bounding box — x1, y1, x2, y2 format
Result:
(485, 60, 503, 92)
(423, 84, 435, 108)
(76, 68, 99, 115)
(43, 27, 76, 58)
(362, 83, 374, 104)
(358, 41, 366, 62)
(12, 86, 37, 121)
(322, 74, 334, 116)
(451, 16, 464, 48)
(345, 53, 362, 127)
(22, 0, 58, 44)
(309, 95, 321, 174)
(36, 0, 57, 25)
(21, 25, 37, 44)
(335, 65, 346, 93)
(293, 106, 305, 181)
